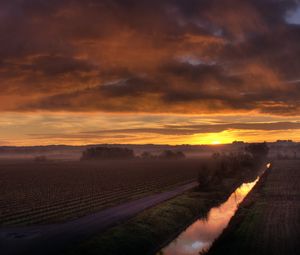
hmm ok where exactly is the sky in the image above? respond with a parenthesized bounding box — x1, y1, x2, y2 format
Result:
(0, 0, 300, 146)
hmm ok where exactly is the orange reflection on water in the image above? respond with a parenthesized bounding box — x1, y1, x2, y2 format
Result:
(160, 179, 259, 255)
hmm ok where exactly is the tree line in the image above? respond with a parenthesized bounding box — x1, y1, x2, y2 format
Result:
(81, 147, 186, 160)
(198, 143, 269, 189)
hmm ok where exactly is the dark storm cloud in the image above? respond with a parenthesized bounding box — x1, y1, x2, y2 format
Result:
(26, 56, 97, 76)
(1, 0, 300, 115)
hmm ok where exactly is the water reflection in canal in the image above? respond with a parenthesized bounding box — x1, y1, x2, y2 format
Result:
(159, 176, 260, 255)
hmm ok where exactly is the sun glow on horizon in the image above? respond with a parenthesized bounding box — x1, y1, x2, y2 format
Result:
(189, 130, 236, 145)
(0, 113, 300, 146)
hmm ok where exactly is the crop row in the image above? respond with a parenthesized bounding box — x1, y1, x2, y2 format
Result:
(1, 179, 194, 226)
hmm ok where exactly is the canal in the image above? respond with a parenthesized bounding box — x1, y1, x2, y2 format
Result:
(158, 164, 270, 255)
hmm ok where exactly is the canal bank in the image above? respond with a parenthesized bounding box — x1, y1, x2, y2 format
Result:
(159, 174, 261, 255)
(207, 160, 300, 255)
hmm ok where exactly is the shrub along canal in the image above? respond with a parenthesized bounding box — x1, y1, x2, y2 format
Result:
(158, 164, 270, 255)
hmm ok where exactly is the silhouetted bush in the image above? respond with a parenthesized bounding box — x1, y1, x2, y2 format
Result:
(141, 151, 155, 159)
(245, 142, 269, 162)
(81, 147, 135, 160)
(204, 143, 270, 189)
(198, 164, 212, 188)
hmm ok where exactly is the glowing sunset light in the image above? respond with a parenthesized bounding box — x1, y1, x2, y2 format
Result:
(0, 0, 299, 145)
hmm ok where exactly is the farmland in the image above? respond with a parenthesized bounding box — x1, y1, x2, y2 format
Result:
(0, 159, 204, 226)
(207, 160, 300, 255)
(62, 156, 264, 255)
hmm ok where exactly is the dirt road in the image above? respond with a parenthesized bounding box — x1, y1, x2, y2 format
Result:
(0, 181, 198, 255)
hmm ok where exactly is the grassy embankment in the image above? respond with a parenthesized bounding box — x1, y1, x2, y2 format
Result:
(64, 157, 263, 255)
(207, 160, 300, 255)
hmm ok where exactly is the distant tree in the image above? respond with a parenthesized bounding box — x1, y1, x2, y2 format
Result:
(245, 142, 269, 161)
(198, 164, 211, 188)
(141, 151, 154, 159)
(159, 150, 186, 160)
(232, 141, 245, 145)
(81, 147, 135, 160)
(212, 152, 221, 160)
(218, 158, 234, 178)
(239, 153, 254, 167)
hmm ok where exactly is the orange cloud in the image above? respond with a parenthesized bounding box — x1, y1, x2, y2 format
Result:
(0, 0, 299, 117)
